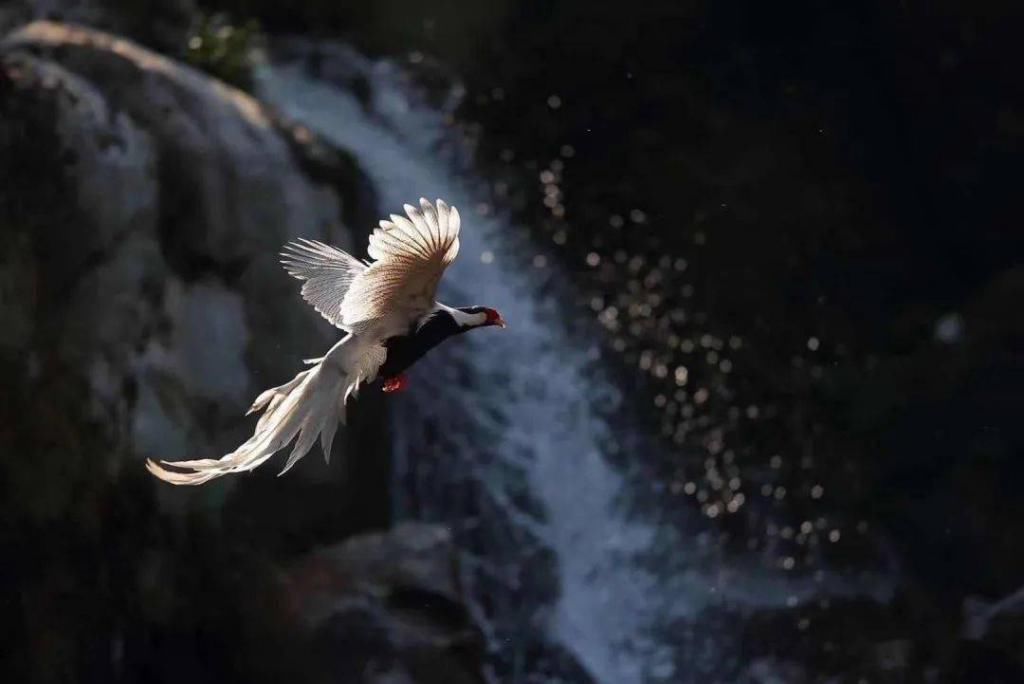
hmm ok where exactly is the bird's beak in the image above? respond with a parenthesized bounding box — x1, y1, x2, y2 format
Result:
(495, 315, 507, 329)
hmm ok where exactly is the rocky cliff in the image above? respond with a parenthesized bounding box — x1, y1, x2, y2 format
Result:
(0, 20, 482, 683)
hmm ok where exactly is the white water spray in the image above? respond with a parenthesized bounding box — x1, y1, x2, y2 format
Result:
(256, 53, 892, 684)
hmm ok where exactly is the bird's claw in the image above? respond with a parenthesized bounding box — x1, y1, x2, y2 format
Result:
(382, 375, 408, 393)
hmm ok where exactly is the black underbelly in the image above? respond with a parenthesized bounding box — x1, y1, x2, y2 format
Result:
(378, 317, 460, 378)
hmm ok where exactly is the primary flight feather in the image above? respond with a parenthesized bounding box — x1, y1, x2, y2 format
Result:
(147, 198, 505, 485)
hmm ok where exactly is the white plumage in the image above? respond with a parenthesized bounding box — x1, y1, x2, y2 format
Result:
(342, 198, 460, 334)
(147, 198, 463, 484)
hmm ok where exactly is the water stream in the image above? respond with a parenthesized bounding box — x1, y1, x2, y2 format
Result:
(256, 49, 893, 684)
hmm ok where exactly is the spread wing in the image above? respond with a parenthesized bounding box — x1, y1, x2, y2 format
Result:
(340, 198, 461, 331)
(280, 238, 368, 330)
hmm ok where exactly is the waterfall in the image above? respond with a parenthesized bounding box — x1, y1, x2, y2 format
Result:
(255, 50, 892, 684)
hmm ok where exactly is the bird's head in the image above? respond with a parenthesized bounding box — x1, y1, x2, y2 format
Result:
(452, 306, 507, 330)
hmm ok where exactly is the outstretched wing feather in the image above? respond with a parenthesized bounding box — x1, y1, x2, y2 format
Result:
(341, 198, 461, 327)
(280, 239, 366, 329)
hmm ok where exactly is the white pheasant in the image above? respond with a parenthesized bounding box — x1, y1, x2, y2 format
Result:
(147, 198, 505, 485)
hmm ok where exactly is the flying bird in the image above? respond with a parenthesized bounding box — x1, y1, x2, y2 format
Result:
(147, 198, 505, 485)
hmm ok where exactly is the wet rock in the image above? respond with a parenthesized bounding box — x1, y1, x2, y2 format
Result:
(872, 638, 912, 673)
(743, 657, 808, 684)
(285, 523, 486, 684)
(0, 20, 380, 502)
(957, 588, 1024, 680)
(1, 0, 196, 53)
(0, 19, 472, 684)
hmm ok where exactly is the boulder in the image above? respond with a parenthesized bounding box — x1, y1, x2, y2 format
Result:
(285, 523, 487, 684)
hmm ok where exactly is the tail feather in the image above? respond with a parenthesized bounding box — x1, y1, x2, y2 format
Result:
(319, 402, 339, 463)
(147, 337, 360, 485)
(278, 382, 333, 476)
(247, 368, 311, 417)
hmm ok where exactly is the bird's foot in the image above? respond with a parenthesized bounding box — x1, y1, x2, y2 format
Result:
(382, 375, 408, 393)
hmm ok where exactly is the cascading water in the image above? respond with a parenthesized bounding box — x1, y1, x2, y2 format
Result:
(255, 45, 893, 684)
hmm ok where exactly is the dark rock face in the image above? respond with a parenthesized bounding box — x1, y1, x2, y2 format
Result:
(0, 0, 197, 54)
(0, 20, 484, 684)
(285, 523, 487, 684)
(0, 20, 372, 487)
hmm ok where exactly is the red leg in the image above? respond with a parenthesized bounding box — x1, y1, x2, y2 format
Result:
(382, 374, 408, 393)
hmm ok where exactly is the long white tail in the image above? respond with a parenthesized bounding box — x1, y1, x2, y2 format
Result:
(147, 335, 368, 485)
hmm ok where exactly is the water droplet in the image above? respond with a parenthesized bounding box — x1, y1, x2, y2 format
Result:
(934, 312, 964, 343)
